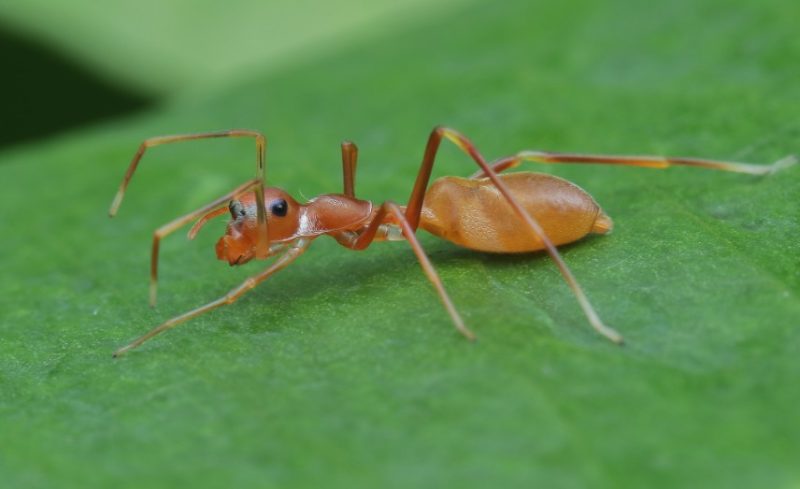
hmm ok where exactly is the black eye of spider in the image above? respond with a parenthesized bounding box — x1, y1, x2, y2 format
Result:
(270, 199, 288, 217)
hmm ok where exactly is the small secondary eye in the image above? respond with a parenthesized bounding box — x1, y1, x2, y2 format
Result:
(270, 199, 288, 217)
(229, 200, 246, 218)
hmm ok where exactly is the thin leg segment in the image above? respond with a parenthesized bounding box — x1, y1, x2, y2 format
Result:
(113, 239, 310, 357)
(347, 201, 475, 340)
(341, 140, 359, 198)
(406, 126, 622, 344)
(148, 178, 262, 307)
(109, 130, 270, 258)
(470, 150, 797, 179)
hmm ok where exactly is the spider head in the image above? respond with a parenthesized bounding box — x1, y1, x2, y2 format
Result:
(190, 187, 302, 266)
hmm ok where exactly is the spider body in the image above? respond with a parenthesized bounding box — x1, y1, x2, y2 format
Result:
(108, 126, 794, 356)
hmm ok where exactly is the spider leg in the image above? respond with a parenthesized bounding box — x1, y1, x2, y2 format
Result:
(109, 130, 270, 258)
(469, 150, 796, 178)
(342, 201, 474, 340)
(147, 178, 261, 307)
(113, 239, 310, 357)
(403, 126, 623, 344)
(341, 140, 358, 198)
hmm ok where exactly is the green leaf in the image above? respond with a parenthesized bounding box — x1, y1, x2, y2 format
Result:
(1, 0, 799, 488)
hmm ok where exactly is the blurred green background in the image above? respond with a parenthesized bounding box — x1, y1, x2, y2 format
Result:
(1, 1, 798, 488)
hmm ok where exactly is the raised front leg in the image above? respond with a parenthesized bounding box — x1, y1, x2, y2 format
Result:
(109, 130, 270, 258)
(148, 178, 261, 307)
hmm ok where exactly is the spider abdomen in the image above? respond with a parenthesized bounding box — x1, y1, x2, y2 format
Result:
(420, 172, 612, 253)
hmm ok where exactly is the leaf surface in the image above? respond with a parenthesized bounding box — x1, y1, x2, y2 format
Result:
(1, 1, 799, 488)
